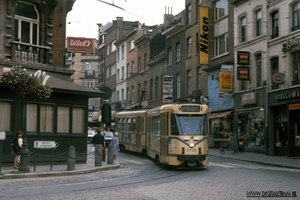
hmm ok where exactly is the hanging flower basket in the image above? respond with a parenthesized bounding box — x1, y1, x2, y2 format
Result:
(0, 66, 52, 100)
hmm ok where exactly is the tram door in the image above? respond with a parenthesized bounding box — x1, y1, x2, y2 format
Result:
(160, 113, 169, 163)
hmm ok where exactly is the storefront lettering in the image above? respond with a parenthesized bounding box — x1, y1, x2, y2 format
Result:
(275, 91, 300, 100)
(282, 37, 300, 52)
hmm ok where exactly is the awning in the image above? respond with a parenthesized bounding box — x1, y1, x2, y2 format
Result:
(209, 110, 232, 119)
(92, 111, 101, 121)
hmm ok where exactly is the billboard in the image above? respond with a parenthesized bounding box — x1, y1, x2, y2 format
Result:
(219, 72, 233, 92)
(199, 7, 209, 65)
(67, 37, 94, 53)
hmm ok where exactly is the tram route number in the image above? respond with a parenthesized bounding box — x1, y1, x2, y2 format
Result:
(187, 148, 196, 153)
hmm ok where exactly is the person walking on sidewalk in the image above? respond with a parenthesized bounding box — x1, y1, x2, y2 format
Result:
(111, 132, 120, 164)
(228, 132, 237, 154)
(12, 130, 23, 169)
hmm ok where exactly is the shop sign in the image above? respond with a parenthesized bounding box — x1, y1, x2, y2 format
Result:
(289, 103, 300, 110)
(241, 92, 256, 105)
(199, 6, 209, 65)
(221, 65, 233, 72)
(275, 91, 300, 101)
(237, 66, 250, 80)
(67, 37, 94, 53)
(282, 37, 300, 52)
(237, 51, 250, 65)
(219, 93, 233, 98)
(219, 72, 232, 92)
(272, 73, 284, 84)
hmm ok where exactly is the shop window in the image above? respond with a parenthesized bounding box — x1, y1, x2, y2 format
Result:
(0, 101, 11, 131)
(237, 109, 265, 148)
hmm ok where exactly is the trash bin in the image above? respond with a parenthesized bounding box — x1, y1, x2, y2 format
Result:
(238, 138, 245, 153)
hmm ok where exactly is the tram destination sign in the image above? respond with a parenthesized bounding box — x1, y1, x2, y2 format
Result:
(181, 106, 200, 112)
(34, 140, 59, 149)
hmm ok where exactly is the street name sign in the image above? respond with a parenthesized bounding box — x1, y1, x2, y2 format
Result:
(34, 140, 59, 149)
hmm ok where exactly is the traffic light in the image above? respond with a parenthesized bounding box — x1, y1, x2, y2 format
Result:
(101, 103, 111, 124)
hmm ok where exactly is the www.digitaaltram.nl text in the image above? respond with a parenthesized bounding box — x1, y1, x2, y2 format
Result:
(247, 191, 297, 198)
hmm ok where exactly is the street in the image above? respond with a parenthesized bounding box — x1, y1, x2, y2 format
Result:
(0, 149, 299, 200)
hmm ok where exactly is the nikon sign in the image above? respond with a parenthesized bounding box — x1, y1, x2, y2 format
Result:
(199, 7, 209, 65)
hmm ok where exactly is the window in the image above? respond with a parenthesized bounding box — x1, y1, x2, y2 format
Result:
(40, 105, 54, 132)
(168, 47, 172, 65)
(144, 53, 148, 69)
(131, 61, 134, 74)
(271, 11, 279, 39)
(0, 101, 11, 131)
(131, 86, 135, 103)
(127, 63, 130, 78)
(214, 0, 228, 20)
(176, 43, 181, 62)
(214, 33, 228, 56)
(121, 66, 124, 80)
(256, 54, 262, 87)
(81, 62, 85, 72)
(107, 44, 110, 55)
(87, 79, 93, 88)
(187, 70, 192, 96)
(117, 69, 120, 82)
(241, 17, 247, 42)
(256, 10, 262, 37)
(292, 51, 300, 85)
(26, 104, 38, 132)
(81, 80, 86, 87)
(121, 89, 124, 101)
(292, 2, 300, 31)
(15, 2, 39, 44)
(155, 77, 159, 99)
(117, 47, 120, 61)
(95, 79, 99, 88)
(197, 67, 202, 90)
(150, 79, 153, 100)
(121, 44, 124, 59)
(111, 40, 116, 52)
(138, 57, 141, 72)
(57, 106, 70, 133)
(176, 74, 180, 98)
(72, 107, 84, 133)
(271, 57, 279, 89)
(187, 37, 192, 57)
(187, 4, 192, 24)
(130, 40, 134, 51)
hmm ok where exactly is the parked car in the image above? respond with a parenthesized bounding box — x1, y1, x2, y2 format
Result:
(88, 129, 95, 142)
(104, 131, 113, 147)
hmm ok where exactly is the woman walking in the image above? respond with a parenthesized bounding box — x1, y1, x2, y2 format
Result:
(111, 132, 120, 164)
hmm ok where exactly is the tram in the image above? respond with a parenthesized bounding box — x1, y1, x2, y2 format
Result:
(115, 103, 210, 168)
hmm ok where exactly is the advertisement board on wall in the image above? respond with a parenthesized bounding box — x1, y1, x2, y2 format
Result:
(199, 7, 209, 65)
(219, 72, 233, 92)
(67, 37, 94, 53)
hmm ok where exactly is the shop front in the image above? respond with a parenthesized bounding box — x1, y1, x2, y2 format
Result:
(209, 110, 233, 148)
(268, 88, 300, 157)
(234, 88, 266, 154)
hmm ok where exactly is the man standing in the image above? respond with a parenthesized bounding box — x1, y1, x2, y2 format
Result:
(91, 128, 106, 161)
(12, 130, 23, 169)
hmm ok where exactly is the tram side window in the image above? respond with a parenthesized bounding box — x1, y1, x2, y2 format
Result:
(171, 114, 179, 135)
(132, 118, 136, 131)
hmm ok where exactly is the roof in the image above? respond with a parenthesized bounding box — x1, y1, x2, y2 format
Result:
(49, 76, 105, 98)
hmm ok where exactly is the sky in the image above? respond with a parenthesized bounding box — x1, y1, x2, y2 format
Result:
(66, 0, 185, 39)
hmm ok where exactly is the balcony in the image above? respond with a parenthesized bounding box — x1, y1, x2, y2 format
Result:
(85, 70, 96, 78)
(10, 41, 51, 64)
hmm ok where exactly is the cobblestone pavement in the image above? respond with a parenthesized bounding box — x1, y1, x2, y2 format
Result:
(0, 147, 299, 200)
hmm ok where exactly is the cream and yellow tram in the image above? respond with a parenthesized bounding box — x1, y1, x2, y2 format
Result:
(115, 103, 210, 168)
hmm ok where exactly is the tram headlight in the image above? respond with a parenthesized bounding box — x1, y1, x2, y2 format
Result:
(189, 143, 194, 148)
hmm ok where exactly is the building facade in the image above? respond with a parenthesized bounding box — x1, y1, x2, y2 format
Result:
(0, 0, 104, 162)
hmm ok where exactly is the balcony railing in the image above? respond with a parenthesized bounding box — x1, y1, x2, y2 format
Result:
(10, 41, 51, 64)
(85, 70, 96, 78)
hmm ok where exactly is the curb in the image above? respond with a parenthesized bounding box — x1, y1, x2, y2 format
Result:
(209, 154, 300, 170)
(0, 164, 120, 179)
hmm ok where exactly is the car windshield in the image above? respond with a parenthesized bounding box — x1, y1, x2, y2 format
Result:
(171, 114, 208, 136)
(105, 132, 113, 138)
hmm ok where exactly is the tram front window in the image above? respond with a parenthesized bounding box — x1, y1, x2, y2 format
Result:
(171, 115, 207, 135)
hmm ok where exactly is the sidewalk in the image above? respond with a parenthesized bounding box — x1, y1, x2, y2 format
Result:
(208, 148, 300, 169)
(0, 150, 120, 179)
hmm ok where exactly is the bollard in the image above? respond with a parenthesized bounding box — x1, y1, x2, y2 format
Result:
(67, 146, 76, 170)
(18, 138, 30, 173)
(107, 143, 114, 165)
(102, 145, 106, 161)
(94, 144, 102, 166)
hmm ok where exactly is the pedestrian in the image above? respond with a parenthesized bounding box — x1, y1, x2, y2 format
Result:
(91, 128, 105, 147)
(228, 133, 237, 154)
(111, 132, 120, 164)
(12, 130, 23, 169)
